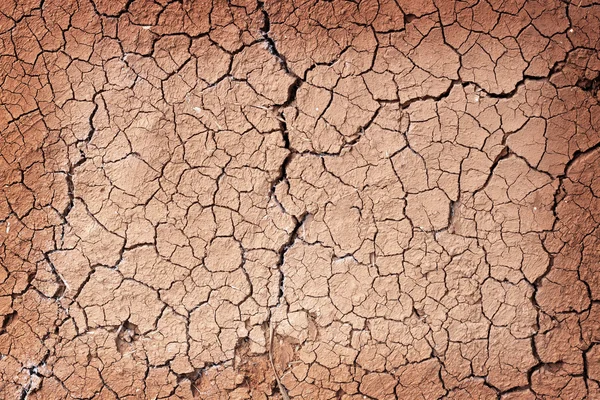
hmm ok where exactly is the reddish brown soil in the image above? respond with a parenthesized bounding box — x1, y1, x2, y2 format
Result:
(1, 0, 600, 399)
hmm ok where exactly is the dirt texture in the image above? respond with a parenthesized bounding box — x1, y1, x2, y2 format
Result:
(1, 0, 600, 398)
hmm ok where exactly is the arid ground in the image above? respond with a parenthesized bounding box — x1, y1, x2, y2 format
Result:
(1, 0, 600, 398)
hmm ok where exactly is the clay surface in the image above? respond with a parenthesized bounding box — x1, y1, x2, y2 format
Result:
(1, 0, 600, 398)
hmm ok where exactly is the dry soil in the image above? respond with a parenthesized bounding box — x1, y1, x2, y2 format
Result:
(1, 0, 600, 399)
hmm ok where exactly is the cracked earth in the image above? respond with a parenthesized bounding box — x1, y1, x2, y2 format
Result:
(1, 0, 600, 399)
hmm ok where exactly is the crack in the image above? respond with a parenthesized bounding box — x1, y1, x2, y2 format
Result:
(273, 212, 309, 308)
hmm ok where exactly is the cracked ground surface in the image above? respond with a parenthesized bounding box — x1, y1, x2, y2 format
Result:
(1, 0, 600, 398)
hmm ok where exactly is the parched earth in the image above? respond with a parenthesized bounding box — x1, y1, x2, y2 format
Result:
(1, 0, 600, 399)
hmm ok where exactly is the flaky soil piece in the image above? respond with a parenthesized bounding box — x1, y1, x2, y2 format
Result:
(1, 0, 600, 399)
